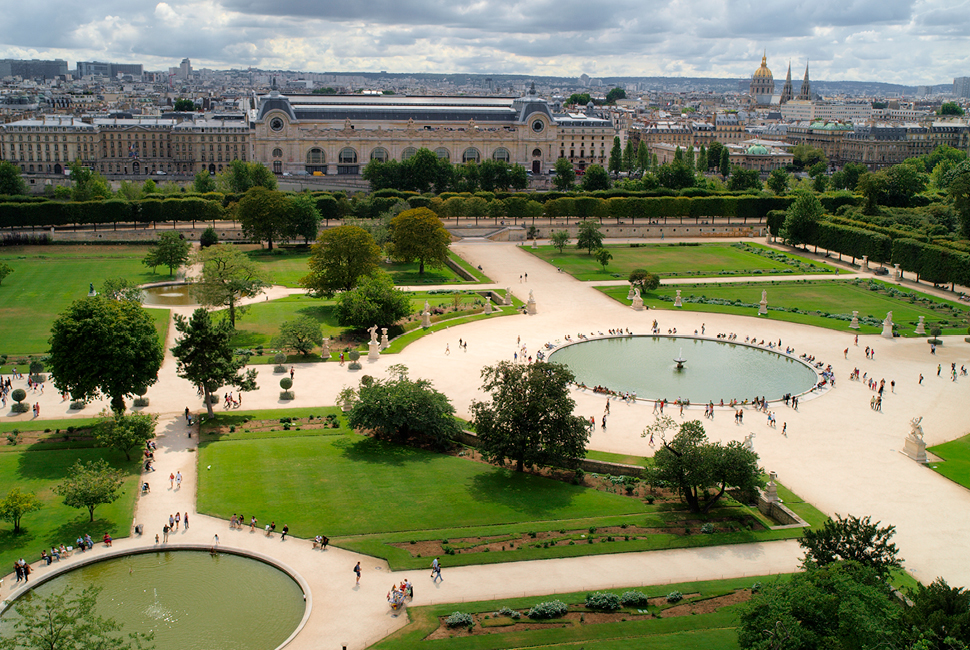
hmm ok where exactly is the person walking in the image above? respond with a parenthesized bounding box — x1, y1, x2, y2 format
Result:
(183, 512, 189, 529)
(163, 525, 169, 542)
(175, 471, 182, 489)
(169, 473, 175, 489)
(431, 558, 442, 582)
(354, 562, 361, 585)
(174, 512, 180, 530)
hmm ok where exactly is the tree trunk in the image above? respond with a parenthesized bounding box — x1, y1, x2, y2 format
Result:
(419, 259, 425, 274)
(229, 297, 236, 328)
(267, 237, 273, 251)
(203, 387, 215, 418)
(516, 458, 524, 472)
(88, 506, 95, 522)
(701, 485, 727, 514)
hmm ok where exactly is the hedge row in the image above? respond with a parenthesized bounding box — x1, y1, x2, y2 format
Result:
(0, 197, 224, 228)
(892, 238, 970, 286)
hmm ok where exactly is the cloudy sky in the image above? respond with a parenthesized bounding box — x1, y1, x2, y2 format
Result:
(0, 0, 967, 85)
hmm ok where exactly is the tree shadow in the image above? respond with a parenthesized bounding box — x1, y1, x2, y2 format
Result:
(466, 469, 578, 517)
(335, 435, 434, 468)
(16, 448, 140, 482)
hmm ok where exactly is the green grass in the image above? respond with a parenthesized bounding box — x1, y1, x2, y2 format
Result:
(369, 573, 789, 650)
(0, 446, 142, 571)
(928, 433, 970, 490)
(528, 243, 833, 281)
(599, 279, 970, 336)
(0, 245, 170, 355)
(0, 418, 100, 437)
(586, 450, 654, 468)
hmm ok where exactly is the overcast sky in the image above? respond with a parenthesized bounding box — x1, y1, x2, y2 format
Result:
(0, 0, 967, 85)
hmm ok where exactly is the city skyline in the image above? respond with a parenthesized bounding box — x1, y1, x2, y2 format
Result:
(0, 0, 966, 86)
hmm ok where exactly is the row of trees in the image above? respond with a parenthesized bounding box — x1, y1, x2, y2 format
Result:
(363, 149, 530, 194)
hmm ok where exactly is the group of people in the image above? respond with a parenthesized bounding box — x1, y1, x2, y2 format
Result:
(0, 374, 43, 416)
(387, 580, 414, 610)
(223, 391, 242, 408)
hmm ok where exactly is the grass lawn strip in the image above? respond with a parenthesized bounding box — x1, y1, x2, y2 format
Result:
(928, 433, 970, 490)
(526, 242, 833, 282)
(599, 278, 970, 336)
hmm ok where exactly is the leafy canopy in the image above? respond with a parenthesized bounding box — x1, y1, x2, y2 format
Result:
(54, 458, 126, 522)
(388, 207, 451, 274)
(273, 316, 324, 357)
(576, 219, 604, 254)
(190, 244, 269, 327)
(143, 230, 191, 277)
(799, 513, 902, 579)
(92, 410, 158, 461)
(333, 271, 411, 330)
(0, 487, 42, 533)
(300, 224, 381, 297)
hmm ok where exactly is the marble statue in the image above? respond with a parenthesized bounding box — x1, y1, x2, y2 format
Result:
(368, 324, 379, 344)
(909, 416, 924, 440)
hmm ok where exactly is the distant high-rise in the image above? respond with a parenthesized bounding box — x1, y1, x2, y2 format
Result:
(954, 77, 970, 99)
(0, 58, 68, 79)
(77, 61, 144, 78)
(179, 58, 192, 80)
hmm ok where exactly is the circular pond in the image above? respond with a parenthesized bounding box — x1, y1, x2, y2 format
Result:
(141, 284, 197, 306)
(549, 336, 818, 403)
(0, 551, 306, 650)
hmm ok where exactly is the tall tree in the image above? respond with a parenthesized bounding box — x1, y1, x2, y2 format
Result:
(767, 168, 791, 195)
(0, 487, 42, 533)
(287, 191, 321, 244)
(0, 262, 15, 286)
(68, 160, 112, 201)
(301, 225, 381, 297)
(685, 145, 696, 172)
(780, 190, 823, 247)
(728, 167, 763, 191)
(622, 140, 635, 172)
(719, 147, 731, 177)
(171, 308, 258, 418)
(100, 277, 144, 303)
(143, 230, 191, 277)
(388, 207, 451, 274)
(92, 411, 158, 461)
(0, 160, 27, 196)
(191, 244, 269, 327)
(697, 145, 708, 174)
(217, 160, 277, 193)
(595, 247, 613, 270)
(174, 98, 195, 111)
(629, 268, 660, 293)
(605, 87, 627, 104)
(581, 164, 611, 191)
(237, 186, 291, 250)
(707, 141, 724, 172)
(48, 296, 163, 413)
(637, 141, 649, 172)
(576, 219, 604, 254)
(553, 157, 577, 191)
(192, 169, 216, 193)
(609, 136, 623, 174)
(333, 272, 411, 330)
(800, 514, 902, 579)
(54, 459, 126, 522)
(550, 230, 571, 253)
(471, 361, 591, 472)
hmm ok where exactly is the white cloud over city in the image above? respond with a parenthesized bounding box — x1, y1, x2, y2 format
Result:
(0, 0, 966, 84)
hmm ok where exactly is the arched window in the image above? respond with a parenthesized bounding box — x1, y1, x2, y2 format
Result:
(370, 147, 389, 162)
(462, 148, 481, 164)
(272, 148, 283, 158)
(338, 148, 358, 164)
(434, 147, 450, 161)
(402, 147, 417, 161)
(532, 148, 542, 158)
(492, 148, 510, 162)
(306, 148, 326, 165)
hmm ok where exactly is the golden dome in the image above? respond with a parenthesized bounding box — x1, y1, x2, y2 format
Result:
(753, 54, 773, 79)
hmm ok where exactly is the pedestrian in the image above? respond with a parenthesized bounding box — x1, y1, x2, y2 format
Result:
(250, 516, 257, 531)
(184, 512, 189, 529)
(844, 348, 848, 359)
(155, 533, 160, 544)
(184, 406, 190, 423)
(169, 513, 175, 529)
(524, 273, 528, 282)
(163, 525, 169, 542)
(891, 380, 895, 393)
(445, 343, 450, 355)
(782, 422, 787, 436)
(854, 334, 858, 346)
(431, 557, 442, 582)
(281, 524, 288, 541)
(601, 415, 607, 429)
(354, 561, 361, 585)
(290, 367, 295, 380)
(14, 561, 23, 583)
(605, 399, 610, 414)
(169, 473, 175, 489)
(175, 512, 180, 530)
(938, 364, 942, 376)
(339, 352, 345, 366)
(213, 534, 219, 546)
(176, 471, 182, 489)
(919, 373, 924, 385)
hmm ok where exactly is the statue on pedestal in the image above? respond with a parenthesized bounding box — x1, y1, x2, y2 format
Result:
(368, 324, 379, 344)
(882, 311, 894, 339)
(909, 416, 924, 440)
(903, 416, 927, 463)
(758, 289, 768, 315)
(504, 288, 512, 305)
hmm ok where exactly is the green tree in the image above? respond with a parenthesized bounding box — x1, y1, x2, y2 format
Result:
(656, 160, 696, 190)
(92, 411, 158, 461)
(347, 364, 460, 448)
(728, 167, 763, 191)
(609, 137, 623, 174)
(780, 190, 823, 247)
(191, 244, 269, 327)
(48, 296, 163, 413)
(567, 93, 592, 106)
(171, 307, 258, 418)
(645, 417, 764, 513)
(576, 219, 604, 254)
(216, 160, 277, 194)
(471, 361, 591, 472)
(192, 169, 216, 193)
(550, 230, 571, 253)
(237, 186, 291, 250)
(54, 459, 126, 522)
(141, 178, 157, 195)
(623, 140, 635, 172)
(0, 585, 154, 650)
(595, 247, 613, 270)
(143, 230, 191, 277)
(637, 141, 649, 172)
(904, 578, 970, 650)
(737, 561, 902, 650)
(791, 143, 827, 172)
(0, 487, 42, 533)
(800, 514, 902, 579)
(388, 207, 451, 274)
(334, 272, 411, 330)
(0, 262, 13, 285)
(288, 192, 321, 244)
(0, 160, 27, 196)
(707, 141, 724, 172)
(301, 225, 380, 297)
(273, 316, 323, 357)
(99, 278, 144, 302)
(685, 146, 696, 172)
(200, 226, 219, 248)
(581, 164, 611, 191)
(939, 102, 965, 116)
(553, 157, 576, 191)
(174, 98, 195, 111)
(605, 87, 627, 104)
(697, 145, 707, 174)
(628, 268, 660, 293)
(946, 160, 970, 237)
(719, 147, 731, 177)
(858, 171, 888, 214)
(68, 160, 112, 202)
(767, 168, 790, 195)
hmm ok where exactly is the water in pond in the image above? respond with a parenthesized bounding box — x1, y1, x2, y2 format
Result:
(549, 336, 817, 403)
(141, 284, 197, 306)
(0, 551, 305, 650)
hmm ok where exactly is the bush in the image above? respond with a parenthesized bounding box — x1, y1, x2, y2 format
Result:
(620, 590, 649, 607)
(666, 591, 684, 603)
(348, 350, 361, 361)
(133, 397, 150, 407)
(273, 352, 286, 364)
(497, 606, 521, 619)
(701, 523, 715, 534)
(280, 377, 293, 390)
(527, 600, 569, 619)
(200, 226, 219, 248)
(11, 388, 26, 404)
(445, 611, 473, 628)
(11, 403, 29, 413)
(348, 361, 362, 370)
(585, 592, 621, 610)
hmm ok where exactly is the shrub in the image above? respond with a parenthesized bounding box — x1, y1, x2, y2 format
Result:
(348, 350, 361, 361)
(645, 495, 656, 504)
(200, 226, 219, 248)
(11, 403, 29, 413)
(6, 431, 21, 445)
(11, 388, 26, 404)
(497, 606, 521, 619)
(620, 590, 649, 607)
(666, 591, 684, 603)
(585, 592, 621, 610)
(280, 377, 293, 390)
(445, 612, 473, 628)
(273, 352, 286, 364)
(751, 581, 762, 593)
(701, 523, 715, 534)
(527, 600, 569, 619)
(133, 397, 150, 407)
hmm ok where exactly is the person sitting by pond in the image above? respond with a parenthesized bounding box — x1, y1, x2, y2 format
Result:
(84, 534, 93, 549)
(41, 549, 51, 565)
(59, 544, 68, 557)
(142, 482, 151, 493)
(103, 533, 112, 547)
(50, 546, 60, 561)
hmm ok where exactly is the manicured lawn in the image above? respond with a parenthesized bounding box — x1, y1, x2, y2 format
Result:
(196, 433, 646, 540)
(370, 573, 786, 650)
(0, 446, 142, 571)
(527, 242, 833, 281)
(928, 433, 970, 490)
(0, 245, 170, 355)
(599, 279, 970, 336)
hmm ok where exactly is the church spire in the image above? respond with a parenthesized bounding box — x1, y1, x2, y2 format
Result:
(780, 61, 794, 104)
(798, 61, 811, 100)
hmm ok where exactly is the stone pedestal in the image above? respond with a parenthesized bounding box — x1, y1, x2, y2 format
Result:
(322, 337, 331, 359)
(764, 471, 779, 503)
(758, 300, 767, 315)
(368, 341, 380, 361)
(903, 435, 927, 463)
(849, 310, 860, 330)
(485, 298, 492, 314)
(674, 290, 682, 308)
(379, 328, 389, 350)
(504, 289, 512, 306)
(893, 264, 902, 281)
(882, 312, 895, 339)
(526, 295, 537, 315)
(421, 311, 431, 328)
(531, 238, 537, 249)
(862, 255, 869, 271)
(915, 316, 926, 335)
(626, 286, 635, 300)
(632, 295, 644, 311)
